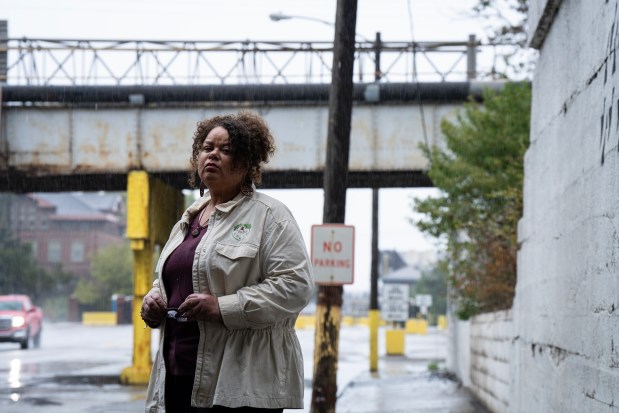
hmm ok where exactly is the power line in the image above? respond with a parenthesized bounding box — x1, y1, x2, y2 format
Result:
(407, 0, 431, 153)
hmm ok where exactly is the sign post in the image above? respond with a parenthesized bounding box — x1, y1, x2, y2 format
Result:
(415, 294, 433, 316)
(382, 283, 409, 356)
(382, 284, 410, 322)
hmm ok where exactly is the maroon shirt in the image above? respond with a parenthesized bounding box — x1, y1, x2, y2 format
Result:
(162, 212, 207, 376)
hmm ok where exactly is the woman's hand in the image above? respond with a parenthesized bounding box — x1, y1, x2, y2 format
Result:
(178, 293, 222, 323)
(141, 293, 167, 328)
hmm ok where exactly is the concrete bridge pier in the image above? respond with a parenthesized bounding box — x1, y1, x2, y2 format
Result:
(121, 171, 184, 385)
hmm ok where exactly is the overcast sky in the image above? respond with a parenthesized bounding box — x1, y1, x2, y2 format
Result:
(2, 0, 483, 42)
(2, 0, 487, 292)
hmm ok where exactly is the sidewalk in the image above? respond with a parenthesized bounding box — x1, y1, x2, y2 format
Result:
(334, 355, 487, 413)
(296, 326, 488, 413)
(0, 323, 488, 413)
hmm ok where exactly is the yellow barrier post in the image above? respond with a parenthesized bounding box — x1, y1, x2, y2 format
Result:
(121, 171, 184, 385)
(385, 329, 405, 355)
(82, 312, 117, 326)
(406, 319, 428, 335)
(369, 309, 380, 371)
(121, 171, 152, 385)
(295, 315, 316, 330)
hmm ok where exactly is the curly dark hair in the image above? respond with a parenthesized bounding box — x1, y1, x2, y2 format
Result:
(188, 111, 276, 192)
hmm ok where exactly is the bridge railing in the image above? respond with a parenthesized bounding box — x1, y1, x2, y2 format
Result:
(1, 37, 515, 85)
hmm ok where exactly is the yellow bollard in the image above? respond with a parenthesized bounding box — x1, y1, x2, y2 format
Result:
(437, 315, 447, 330)
(405, 319, 428, 335)
(386, 329, 405, 355)
(295, 315, 316, 330)
(82, 312, 117, 326)
(369, 309, 379, 371)
(341, 316, 354, 327)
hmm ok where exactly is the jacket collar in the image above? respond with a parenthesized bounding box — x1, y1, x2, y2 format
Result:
(179, 186, 255, 231)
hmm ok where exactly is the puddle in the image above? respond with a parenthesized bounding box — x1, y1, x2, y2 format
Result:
(51, 375, 121, 385)
(18, 396, 62, 406)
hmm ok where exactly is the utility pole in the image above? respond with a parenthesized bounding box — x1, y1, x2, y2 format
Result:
(369, 31, 382, 373)
(310, 0, 358, 412)
(0, 21, 7, 83)
(369, 188, 379, 371)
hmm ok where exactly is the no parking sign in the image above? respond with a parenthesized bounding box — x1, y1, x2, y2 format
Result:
(311, 224, 355, 285)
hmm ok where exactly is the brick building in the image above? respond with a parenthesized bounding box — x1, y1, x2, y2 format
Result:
(1, 192, 126, 278)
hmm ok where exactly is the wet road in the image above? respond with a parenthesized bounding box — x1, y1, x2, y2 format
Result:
(0, 323, 145, 412)
(0, 322, 486, 412)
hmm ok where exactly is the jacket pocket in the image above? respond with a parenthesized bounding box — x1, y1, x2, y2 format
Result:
(214, 243, 258, 260)
(211, 243, 259, 294)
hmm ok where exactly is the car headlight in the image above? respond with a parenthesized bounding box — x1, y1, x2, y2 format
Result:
(11, 316, 25, 328)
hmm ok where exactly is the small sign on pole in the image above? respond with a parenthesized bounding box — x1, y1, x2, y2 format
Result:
(415, 294, 433, 316)
(382, 284, 410, 322)
(311, 224, 355, 285)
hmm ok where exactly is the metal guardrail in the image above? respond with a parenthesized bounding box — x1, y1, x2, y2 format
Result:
(1, 37, 514, 85)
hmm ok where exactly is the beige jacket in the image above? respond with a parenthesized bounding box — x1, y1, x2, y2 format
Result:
(144, 190, 314, 412)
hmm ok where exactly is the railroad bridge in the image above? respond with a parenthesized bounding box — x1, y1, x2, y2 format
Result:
(0, 31, 510, 192)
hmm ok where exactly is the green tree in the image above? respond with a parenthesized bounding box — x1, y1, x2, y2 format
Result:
(73, 242, 133, 310)
(471, 0, 534, 78)
(185, 191, 198, 209)
(413, 83, 531, 319)
(0, 226, 67, 303)
(473, 0, 528, 46)
(414, 259, 449, 322)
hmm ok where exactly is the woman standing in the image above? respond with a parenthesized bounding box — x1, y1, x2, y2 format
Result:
(140, 111, 314, 413)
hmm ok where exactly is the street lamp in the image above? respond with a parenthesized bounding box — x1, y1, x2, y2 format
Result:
(268, 12, 372, 42)
(269, 12, 334, 27)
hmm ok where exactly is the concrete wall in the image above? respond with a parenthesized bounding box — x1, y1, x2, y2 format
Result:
(470, 310, 513, 413)
(447, 310, 514, 413)
(528, 0, 564, 49)
(446, 314, 471, 388)
(515, 0, 619, 411)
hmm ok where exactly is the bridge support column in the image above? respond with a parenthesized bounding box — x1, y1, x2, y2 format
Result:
(121, 171, 184, 385)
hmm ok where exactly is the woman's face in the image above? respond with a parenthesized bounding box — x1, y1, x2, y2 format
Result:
(198, 126, 245, 193)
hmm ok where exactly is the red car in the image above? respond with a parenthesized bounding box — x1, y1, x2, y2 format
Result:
(0, 294, 43, 349)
